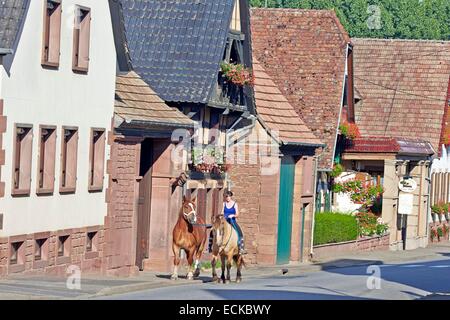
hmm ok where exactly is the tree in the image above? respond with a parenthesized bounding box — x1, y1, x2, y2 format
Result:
(250, 0, 450, 40)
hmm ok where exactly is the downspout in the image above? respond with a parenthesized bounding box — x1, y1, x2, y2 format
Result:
(330, 43, 350, 169)
(309, 154, 320, 259)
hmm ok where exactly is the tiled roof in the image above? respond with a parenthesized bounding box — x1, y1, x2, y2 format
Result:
(353, 38, 450, 153)
(344, 137, 435, 156)
(253, 59, 322, 146)
(0, 0, 28, 53)
(115, 71, 194, 129)
(251, 8, 350, 169)
(118, 0, 235, 104)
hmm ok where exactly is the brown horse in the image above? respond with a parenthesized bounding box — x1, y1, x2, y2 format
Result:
(171, 196, 207, 280)
(211, 214, 245, 284)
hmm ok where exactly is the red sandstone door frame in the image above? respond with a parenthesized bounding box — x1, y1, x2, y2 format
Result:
(136, 138, 153, 270)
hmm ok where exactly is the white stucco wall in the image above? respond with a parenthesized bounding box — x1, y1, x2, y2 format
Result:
(0, 0, 116, 236)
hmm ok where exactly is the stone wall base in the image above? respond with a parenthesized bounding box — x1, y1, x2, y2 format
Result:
(0, 226, 104, 278)
(312, 234, 390, 260)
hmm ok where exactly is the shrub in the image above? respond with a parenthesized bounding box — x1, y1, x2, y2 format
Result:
(314, 212, 358, 246)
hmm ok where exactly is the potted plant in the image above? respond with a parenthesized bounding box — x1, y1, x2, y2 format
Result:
(430, 226, 439, 242)
(220, 62, 255, 87)
(339, 122, 361, 140)
(431, 203, 443, 224)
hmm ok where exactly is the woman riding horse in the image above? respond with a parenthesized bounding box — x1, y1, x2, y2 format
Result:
(222, 191, 246, 255)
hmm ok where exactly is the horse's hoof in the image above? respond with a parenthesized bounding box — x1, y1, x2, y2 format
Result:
(225, 279, 231, 284)
(193, 270, 200, 278)
(236, 278, 242, 284)
(187, 272, 194, 280)
(171, 274, 178, 281)
(212, 276, 218, 282)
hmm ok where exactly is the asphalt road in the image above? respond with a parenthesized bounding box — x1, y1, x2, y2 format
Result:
(98, 257, 450, 300)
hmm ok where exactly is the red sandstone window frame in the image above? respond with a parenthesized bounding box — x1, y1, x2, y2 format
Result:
(88, 128, 106, 192)
(60, 126, 78, 194)
(72, 5, 91, 73)
(32, 232, 50, 270)
(36, 125, 57, 195)
(12, 124, 33, 196)
(41, 0, 62, 68)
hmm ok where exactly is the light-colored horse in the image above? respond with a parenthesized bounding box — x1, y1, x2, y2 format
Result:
(211, 214, 245, 284)
(171, 196, 207, 280)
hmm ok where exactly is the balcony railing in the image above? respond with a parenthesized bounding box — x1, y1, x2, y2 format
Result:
(209, 74, 246, 108)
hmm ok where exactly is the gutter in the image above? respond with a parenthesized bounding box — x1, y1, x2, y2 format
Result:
(283, 141, 326, 149)
(0, 49, 13, 55)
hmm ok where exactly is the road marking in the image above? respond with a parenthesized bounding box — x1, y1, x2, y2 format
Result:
(399, 264, 425, 268)
(429, 265, 450, 268)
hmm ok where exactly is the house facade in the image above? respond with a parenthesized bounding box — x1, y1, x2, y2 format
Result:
(228, 58, 322, 265)
(336, 39, 450, 251)
(0, 0, 117, 276)
(104, 0, 258, 273)
(250, 8, 354, 214)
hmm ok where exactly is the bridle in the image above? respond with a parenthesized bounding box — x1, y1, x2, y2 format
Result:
(183, 202, 197, 224)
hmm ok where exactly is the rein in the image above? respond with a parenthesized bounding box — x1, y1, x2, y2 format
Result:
(191, 223, 213, 228)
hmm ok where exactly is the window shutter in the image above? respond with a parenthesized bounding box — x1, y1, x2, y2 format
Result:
(20, 130, 33, 191)
(78, 10, 91, 70)
(48, 4, 62, 64)
(66, 131, 78, 188)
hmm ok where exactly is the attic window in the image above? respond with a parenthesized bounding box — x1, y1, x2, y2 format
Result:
(41, 0, 62, 67)
(72, 6, 91, 73)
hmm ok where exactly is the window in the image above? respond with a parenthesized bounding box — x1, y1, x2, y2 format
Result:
(57, 235, 69, 257)
(41, 0, 62, 67)
(60, 127, 78, 193)
(37, 126, 57, 194)
(35, 239, 48, 261)
(10, 242, 24, 265)
(12, 124, 33, 195)
(72, 6, 91, 72)
(89, 129, 106, 191)
(86, 232, 97, 252)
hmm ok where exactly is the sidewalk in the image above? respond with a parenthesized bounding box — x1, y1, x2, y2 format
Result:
(0, 242, 448, 300)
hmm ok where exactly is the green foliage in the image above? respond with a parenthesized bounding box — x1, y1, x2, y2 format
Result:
(330, 163, 344, 178)
(356, 211, 388, 236)
(332, 179, 384, 211)
(251, 0, 450, 40)
(313, 212, 359, 245)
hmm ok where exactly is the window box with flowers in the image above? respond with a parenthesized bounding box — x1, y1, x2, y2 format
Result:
(188, 146, 230, 180)
(220, 62, 255, 87)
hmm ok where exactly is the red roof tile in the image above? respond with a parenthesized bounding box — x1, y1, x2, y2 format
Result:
(251, 8, 350, 168)
(345, 137, 435, 155)
(353, 38, 450, 153)
(253, 59, 322, 146)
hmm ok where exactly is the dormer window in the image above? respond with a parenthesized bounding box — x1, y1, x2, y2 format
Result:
(41, 0, 62, 68)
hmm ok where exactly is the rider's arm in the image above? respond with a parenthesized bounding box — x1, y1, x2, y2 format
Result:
(234, 203, 239, 218)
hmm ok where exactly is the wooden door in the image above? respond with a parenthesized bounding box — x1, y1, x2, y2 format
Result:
(277, 156, 296, 264)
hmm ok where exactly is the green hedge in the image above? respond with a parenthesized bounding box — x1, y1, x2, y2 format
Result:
(313, 212, 358, 246)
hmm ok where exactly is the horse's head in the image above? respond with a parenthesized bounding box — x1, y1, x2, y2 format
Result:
(181, 196, 197, 225)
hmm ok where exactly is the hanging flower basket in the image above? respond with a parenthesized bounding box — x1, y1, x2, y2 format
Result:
(220, 62, 255, 87)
